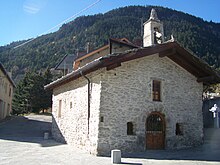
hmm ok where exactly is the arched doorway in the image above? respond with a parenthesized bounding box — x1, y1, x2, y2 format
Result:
(146, 112, 165, 149)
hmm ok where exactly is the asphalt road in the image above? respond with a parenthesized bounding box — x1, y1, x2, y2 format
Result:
(0, 114, 220, 165)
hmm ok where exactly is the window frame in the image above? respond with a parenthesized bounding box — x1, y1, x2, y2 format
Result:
(127, 122, 134, 135)
(176, 123, 184, 136)
(100, 116, 104, 122)
(9, 87, 11, 97)
(152, 80, 161, 101)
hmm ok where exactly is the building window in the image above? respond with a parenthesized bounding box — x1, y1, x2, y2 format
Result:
(153, 80, 161, 101)
(9, 87, 11, 97)
(58, 100, 62, 118)
(127, 122, 134, 135)
(176, 123, 183, 135)
(4, 82, 7, 94)
(70, 102, 72, 109)
(100, 116, 104, 122)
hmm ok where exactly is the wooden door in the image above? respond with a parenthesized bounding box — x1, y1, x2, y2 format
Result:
(146, 112, 165, 149)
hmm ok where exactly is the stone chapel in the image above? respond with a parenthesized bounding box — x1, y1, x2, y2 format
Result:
(45, 9, 220, 155)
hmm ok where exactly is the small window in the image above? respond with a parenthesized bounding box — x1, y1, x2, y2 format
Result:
(9, 87, 11, 97)
(153, 80, 161, 101)
(4, 82, 7, 94)
(176, 123, 183, 135)
(100, 116, 104, 122)
(70, 102, 72, 109)
(58, 100, 62, 118)
(127, 122, 134, 135)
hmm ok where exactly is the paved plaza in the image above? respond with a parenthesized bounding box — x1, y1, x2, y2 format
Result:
(0, 114, 220, 165)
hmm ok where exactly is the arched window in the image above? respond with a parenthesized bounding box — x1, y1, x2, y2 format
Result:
(127, 122, 134, 135)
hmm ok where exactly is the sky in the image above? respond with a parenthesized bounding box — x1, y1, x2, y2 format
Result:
(0, 0, 219, 46)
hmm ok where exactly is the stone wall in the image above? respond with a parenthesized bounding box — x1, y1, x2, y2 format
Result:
(52, 71, 102, 155)
(97, 54, 203, 155)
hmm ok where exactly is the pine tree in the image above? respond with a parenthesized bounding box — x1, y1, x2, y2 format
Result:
(12, 72, 33, 115)
(12, 70, 53, 115)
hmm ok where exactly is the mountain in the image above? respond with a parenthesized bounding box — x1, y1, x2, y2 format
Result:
(0, 6, 220, 82)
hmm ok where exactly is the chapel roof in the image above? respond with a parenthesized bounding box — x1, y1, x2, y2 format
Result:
(45, 41, 220, 90)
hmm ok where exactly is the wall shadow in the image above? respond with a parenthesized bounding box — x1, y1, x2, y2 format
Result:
(1, 115, 219, 163)
(122, 145, 220, 162)
(0, 115, 64, 147)
(119, 128, 220, 162)
(51, 115, 67, 144)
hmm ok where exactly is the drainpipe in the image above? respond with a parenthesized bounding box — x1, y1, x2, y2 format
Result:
(80, 71, 91, 135)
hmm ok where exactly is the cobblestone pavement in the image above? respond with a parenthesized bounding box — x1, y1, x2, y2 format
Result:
(0, 114, 220, 165)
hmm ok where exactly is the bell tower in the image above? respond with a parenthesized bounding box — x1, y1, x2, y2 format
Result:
(143, 8, 164, 47)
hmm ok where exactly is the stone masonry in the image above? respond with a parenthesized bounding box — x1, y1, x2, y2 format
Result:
(52, 53, 204, 156)
(52, 70, 102, 155)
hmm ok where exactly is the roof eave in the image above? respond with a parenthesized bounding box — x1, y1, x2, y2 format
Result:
(0, 63, 16, 88)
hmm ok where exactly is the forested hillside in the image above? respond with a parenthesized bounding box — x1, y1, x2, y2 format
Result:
(0, 6, 220, 82)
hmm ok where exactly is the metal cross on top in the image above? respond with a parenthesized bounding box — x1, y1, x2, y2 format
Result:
(209, 104, 220, 128)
